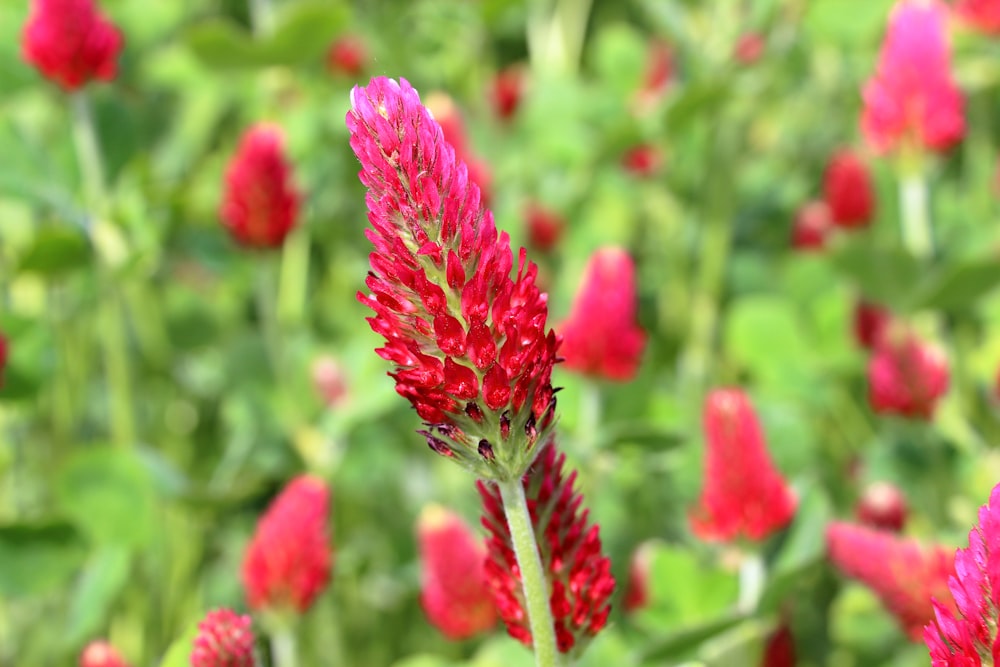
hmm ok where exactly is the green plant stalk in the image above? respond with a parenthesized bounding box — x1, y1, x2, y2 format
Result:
(271, 626, 297, 667)
(70, 91, 136, 448)
(278, 225, 310, 328)
(249, 0, 275, 37)
(578, 379, 602, 458)
(899, 169, 932, 261)
(497, 477, 561, 667)
(256, 254, 283, 377)
(736, 550, 765, 614)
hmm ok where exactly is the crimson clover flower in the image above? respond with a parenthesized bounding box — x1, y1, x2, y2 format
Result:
(79, 641, 130, 667)
(924, 482, 1000, 664)
(22, 0, 123, 92)
(868, 326, 949, 420)
(478, 442, 615, 655)
(241, 475, 332, 615)
(346, 76, 559, 481)
(191, 608, 255, 667)
(954, 0, 1000, 35)
(823, 149, 876, 229)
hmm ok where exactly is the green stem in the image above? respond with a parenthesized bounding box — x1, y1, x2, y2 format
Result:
(578, 379, 602, 457)
(736, 551, 765, 613)
(497, 477, 560, 667)
(256, 256, 282, 377)
(270, 626, 297, 667)
(899, 170, 932, 261)
(277, 225, 310, 328)
(249, 0, 275, 37)
(553, 0, 593, 76)
(70, 92, 106, 216)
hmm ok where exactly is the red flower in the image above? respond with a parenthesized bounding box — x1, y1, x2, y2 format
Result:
(326, 35, 367, 77)
(191, 608, 255, 667)
(22, 0, 123, 92)
(491, 65, 526, 122)
(0, 333, 7, 389)
(791, 201, 832, 251)
(955, 0, 1000, 34)
(862, 0, 964, 154)
(868, 327, 949, 419)
(760, 622, 796, 667)
(734, 33, 766, 66)
(242, 475, 332, 614)
(824, 149, 876, 229)
(79, 641, 130, 667)
(425, 92, 493, 207)
(559, 247, 647, 382)
(478, 442, 615, 654)
(827, 521, 955, 640)
(857, 481, 909, 532)
(634, 39, 673, 112)
(417, 505, 496, 639)
(623, 541, 654, 613)
(346, 77, 559, 480)
(853, 299, 892, 349)
(220, 124, 300, 249)
(524, 201, 563, 253)
(621, 144, 663, 178)
(690, 389, 797, 542)
(311, 355, 348, 408)
(924, 482, 1000, 664)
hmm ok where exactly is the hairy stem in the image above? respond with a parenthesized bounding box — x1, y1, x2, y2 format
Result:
(270, 626, 297, 667)
(900, 170, 932, 260)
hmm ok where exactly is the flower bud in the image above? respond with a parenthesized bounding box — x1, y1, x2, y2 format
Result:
(791, 201, 831, 251)
(856, 481, 908, 532)
(326, 35, 367, 77)
(868, 327, 949, 420)
(823, 150, 875, 229)
(79, 641, 130, 667)
(191, 608, 255, 667)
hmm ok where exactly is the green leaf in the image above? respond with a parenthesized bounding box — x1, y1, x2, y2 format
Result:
(0, 521, 87, 597)
(54, 447, 158, 548)
(17, 226, 92, 277)
(635, 611, 747, 663)
(802, 0, 894, 45)
(905, 258, 1000, 313)
(185, 1, 349, 70)
(724, 296, 815, 387)
(665, 79, 730, 131)
(599, 423, 685, 451)
(64, 548, 132, 648)
(828, 240, 923, 307)
(159, 619, 199, 667)
(760, 486, 832, 611)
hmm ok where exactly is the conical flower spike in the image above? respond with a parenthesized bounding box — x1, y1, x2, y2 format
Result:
(22, 0, 124, 92)
(955, 0, 1000, 34)
(79, 641, 130, 667)
(690, 389, 797, 542)
(868, 326, 949, 420)
(478, 442, 615, 655)
(191, 608, 255, 667)
(824, 149, 876, 229)
(559, 247, 647, 382)
(827, 521, 955, 640)
(417, 504, 496, 639)
(862, 0, 964, 154)
(924, 482, 1000, 664)
(242, 475, 332, 614)
(346, 77, 559, 481)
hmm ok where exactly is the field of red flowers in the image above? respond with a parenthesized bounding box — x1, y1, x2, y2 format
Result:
(4, 0, 1000, 666)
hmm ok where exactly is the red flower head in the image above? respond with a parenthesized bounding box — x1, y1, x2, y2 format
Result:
(242, 475, 332, 614)
(824, 149, 876, 229)
(346, 77, 559, 481)
(955, 0, 1000, 34)
(559, 247, 647, 382)
(524, 201, 564, 254)
(190, 608, 255, 667)
(862, 0, 965, 154)
(326, 35, 367, 77)
(491, 65, 526, 122)
(857, 481, 909, 532)
(424, 92, 493, 207)
(623, 541, 655, 613)
(827, 521, 955, 640)
(690, 389, 797, 542)
(853, 299, 892, 349)
(924, 482, 1000, 664)
(79, 641, 130, 667)
(220, 124, 300, 249)
(868, 326, 949, 419)
(621, 144, 663, 178)
(478, 442, 615, 655)
(634, 39, 673, 113)
(417, 504, 496, 639)
(311, 355, 348, 408)
(734, 33, 766, 66)
(0, 333, 7, 388)
(791, 201, 832, 251)
(22, 0, 123, 92)
(760, 622, 796, 667)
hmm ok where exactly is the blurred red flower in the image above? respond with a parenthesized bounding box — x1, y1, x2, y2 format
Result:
(862, 0, 964, 154)
(326, 35, 367, 77)
(734, 33, 766, 65)
(857, 481, 909, 532)
(760, 622, 796, 667)
(479, 442, 615, 653)
(220, 124, 300, 249)
(824, 149, 876, 229)
(791, 201, 832, 251)
(79, 641, 130, 667)
(242, 475, 332, 614)
(190, 608, 255, 667)
(491, 65, 526, 122)
(623, 541, 655, 613)
(827, 521, 955, 640)
(559, 247, 647, 382)
(425, 92, 493, 207)
(690, 388, 797, 542)
(955, 0, 1000, 34)
(622, 144, 663, 178)
(312, 355, 348, 408)
(853, 299, 892, 350)
(868, 327, 949, 419)
(22, 0, 123, 91)
(924, 482, 1000, 663)
(417, 505, 496, 639)
(633, 39, 674, 113)
(0, 333, 7, 388)
(524, 201, 564, 253)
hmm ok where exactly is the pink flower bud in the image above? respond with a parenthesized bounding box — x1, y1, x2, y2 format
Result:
(417, 505, 496, 639)
(311, 356, 348, 408)
(79, 641, 130, 667)
(791, 201, 832, 251)
(621, 144, 663, 178)
(853, 300, 892, 350)
(868, 327, 949, 420)
(220, 125, 300, 249)
(524, 201, 563, 253)
(559, 247, 647, 381)
(856, 481, 908, 532)
(490, 65, 526, 122)
(242, 475, 332, 614)
(824, 150, 876, 229)
(326, 35, 367, 77)
(623, 542, 655, 613)
(826, 521, 954, 640)
(22, 0, 123, 91)
(690, 389, 797, 542)
(862, 0, 964, 154)
(191, 608, 255, 667)
(734, 33, 766, 65)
